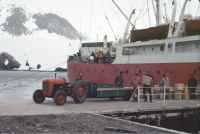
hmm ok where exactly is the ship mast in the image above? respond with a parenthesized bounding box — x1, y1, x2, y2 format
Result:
(166, 0, 191, 53)
(174, 0, 191, 37)
(123, 9, 135, 43)
(155, 0, 161, 25)
(167, 0, 177, 38)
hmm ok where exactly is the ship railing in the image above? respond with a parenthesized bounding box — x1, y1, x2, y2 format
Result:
(130, 86, 200, 104)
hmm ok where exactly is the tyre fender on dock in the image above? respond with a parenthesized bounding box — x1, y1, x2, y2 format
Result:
(72, 80, 91, 104)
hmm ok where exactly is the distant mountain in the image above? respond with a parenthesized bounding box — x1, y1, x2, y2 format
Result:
(33, 13, 79, 39)
(0, 6, 80, 39)
(1, 7, 28, 36)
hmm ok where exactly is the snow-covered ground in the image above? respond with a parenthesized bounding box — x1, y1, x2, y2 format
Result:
(0, 71, 67, 103)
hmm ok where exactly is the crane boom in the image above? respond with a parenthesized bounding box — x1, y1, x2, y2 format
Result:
(123, 9, 135, 43)
(105, 16, 117, 40)
(167, 0, 177, 38)
(174, 0, 191, 37)
(112, 0, 134, 26)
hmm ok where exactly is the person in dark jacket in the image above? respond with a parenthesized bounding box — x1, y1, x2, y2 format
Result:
(187, 74, 198, 99)
(115, 72, 124, 88)
(142, 73, 153, 102)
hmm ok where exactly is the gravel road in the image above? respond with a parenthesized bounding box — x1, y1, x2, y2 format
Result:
(0, 113, 182, 134)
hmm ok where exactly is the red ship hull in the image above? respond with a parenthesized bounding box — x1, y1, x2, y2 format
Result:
(68, 63, 200, 86)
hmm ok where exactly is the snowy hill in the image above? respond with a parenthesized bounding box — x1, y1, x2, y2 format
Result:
(0, 1, 80, 70)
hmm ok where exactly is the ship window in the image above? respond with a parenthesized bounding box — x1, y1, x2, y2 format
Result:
(160, 45, 164, 51)
(122, 47, 135, 55)
(82, 42, 104, 47)
(112, 47, 116, 52)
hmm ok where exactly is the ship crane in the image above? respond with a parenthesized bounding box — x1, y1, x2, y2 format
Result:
(105, 16, 118, 41)
(167, 0, 177, 38)
(112, 0, 134, 27)
(123, 9, 135, 43)
(165, 0, 191, 53)
(174, 0, 191, 37)
(170, 0, 191, 53)
(112, 0, 135, 43)
(165, 0, 177, 53)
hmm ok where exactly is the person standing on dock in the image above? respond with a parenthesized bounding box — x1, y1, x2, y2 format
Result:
(131, 73, 141, 88)
(160, 74, 170, 99)
(115, 71, 124, 88)
(142, 72, 153, 102)
(187, 74, 197, 99)
(130, 73, 142, 101)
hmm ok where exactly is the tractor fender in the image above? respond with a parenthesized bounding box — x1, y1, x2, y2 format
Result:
(51, 84, 66, 97)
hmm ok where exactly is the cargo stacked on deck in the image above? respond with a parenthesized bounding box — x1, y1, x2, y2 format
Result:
(130, 24, 169, 42)
(185, 19, 200, 36)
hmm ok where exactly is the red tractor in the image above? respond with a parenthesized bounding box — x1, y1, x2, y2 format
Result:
(33, 79, 90, 105)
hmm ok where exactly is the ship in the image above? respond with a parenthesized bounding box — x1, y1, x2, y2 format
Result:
(67, 0, 200, 87)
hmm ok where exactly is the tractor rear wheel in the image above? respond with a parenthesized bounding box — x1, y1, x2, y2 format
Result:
(54, 90, 66, 105)
(33, 90, 45, 104)
(72, 81, 89, 104)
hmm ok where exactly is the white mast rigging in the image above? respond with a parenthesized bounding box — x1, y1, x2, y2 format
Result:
(155, 0, 161, 25)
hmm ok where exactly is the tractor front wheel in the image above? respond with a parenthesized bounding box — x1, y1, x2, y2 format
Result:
(33, 90, 45, 104)
(54, 90, 66, 105)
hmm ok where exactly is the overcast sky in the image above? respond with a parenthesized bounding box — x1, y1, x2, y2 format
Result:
(2, 0, 200, 40)
(0, 0, 200, 69)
